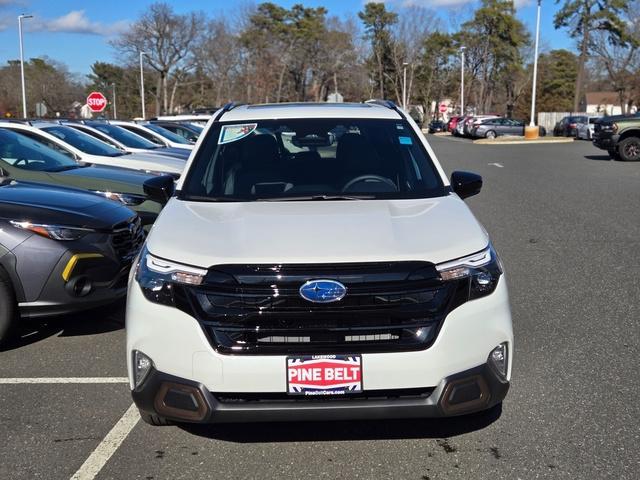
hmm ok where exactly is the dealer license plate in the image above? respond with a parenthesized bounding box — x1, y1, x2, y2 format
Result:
(286, 355, 362, 396)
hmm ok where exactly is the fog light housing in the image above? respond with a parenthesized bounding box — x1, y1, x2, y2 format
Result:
(488, 343, 508, 379)
(133, 350, 153, 388)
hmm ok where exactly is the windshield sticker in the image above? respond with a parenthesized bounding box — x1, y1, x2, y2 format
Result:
(218, 123, 257, 144)
(398, 136, 413, 145)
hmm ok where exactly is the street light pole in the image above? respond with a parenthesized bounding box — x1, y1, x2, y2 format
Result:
(139, 51, 147, 119)
(460, 47, 466, 116)
(530, 0, 542, 127)
(402, 62, 409, 110)
(18, 14, 33, 118)
(111, 82, 117, 119)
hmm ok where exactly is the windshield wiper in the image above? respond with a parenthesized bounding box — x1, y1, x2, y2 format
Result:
(258, 194, 375, 202)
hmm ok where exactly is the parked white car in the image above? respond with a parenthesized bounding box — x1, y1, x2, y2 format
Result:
(127, 101, 513, 425)
(64, 122, 190, 160)
(576, 116, 602, 140)
(0, 122, 184, 177)
(111, 121, 194, 150)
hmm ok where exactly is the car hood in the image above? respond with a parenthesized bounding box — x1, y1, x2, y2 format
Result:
(146, 196, 489, 267)
(116, 152, 185, 172)
(49, 165, 156, 195)
(150, 147, 191, 160)
(0, 181, 135, 229)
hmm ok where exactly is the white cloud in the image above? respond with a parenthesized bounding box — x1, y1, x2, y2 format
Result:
(29, 10, 129, 36)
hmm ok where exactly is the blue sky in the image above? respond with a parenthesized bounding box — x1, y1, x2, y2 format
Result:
(0, 0, 571, 78)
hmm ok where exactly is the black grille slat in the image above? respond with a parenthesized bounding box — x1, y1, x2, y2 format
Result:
(176, 262, 466, 355)
(110, 217, 144, 262)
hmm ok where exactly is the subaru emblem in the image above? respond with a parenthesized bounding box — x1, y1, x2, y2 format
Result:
(299, 279, 347, 304)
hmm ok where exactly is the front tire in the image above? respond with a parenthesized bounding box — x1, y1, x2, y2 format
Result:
(618, 137, 640, 161)
(485, 130, 497, 139)
(0, 268, 18, 345)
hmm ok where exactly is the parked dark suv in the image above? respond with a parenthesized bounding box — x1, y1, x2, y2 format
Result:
(0, 178, 144, 343)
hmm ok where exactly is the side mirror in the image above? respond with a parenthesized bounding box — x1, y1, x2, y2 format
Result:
(143, 175, 175, 205)
(451, 171, 482, 199)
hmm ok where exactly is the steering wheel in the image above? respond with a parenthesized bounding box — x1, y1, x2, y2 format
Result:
(342, 174, 397, 193)
(14, 158, 28, 167)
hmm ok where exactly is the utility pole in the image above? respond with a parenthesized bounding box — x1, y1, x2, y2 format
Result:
(111, 82, 117, 119)
(402, 62, 409, 110)
(530, 0, 542, 127)
(139, 51, 147, 119)
(18, 14, 33, 118)
(460, 47, 466, 116)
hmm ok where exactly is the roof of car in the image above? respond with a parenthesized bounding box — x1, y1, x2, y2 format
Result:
(219, 102, 403, 122)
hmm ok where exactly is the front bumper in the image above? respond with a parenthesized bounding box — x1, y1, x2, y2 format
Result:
(132, 362, 509, 423)
(126, 274, 514, 422)
(593, 133, 619, 150)
(18, 250, 130, 318)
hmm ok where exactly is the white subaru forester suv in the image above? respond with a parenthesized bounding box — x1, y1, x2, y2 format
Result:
(128, 101, 513, 425)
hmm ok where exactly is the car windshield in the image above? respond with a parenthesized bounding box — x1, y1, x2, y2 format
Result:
(0, 128, 80, 172)
(181, 118, 446, 201)
(90, 124, 160, 149)
(144, 124, 191, 144)
(41, 125, 125, 157)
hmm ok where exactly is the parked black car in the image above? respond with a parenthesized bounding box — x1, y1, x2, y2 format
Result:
(0, 177, 144, 343)
(427, 120, 446, 134)
(553, 116, 585, 137)
(472, 118, 546, 138)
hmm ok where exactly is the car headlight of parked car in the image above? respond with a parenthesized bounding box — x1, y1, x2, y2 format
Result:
(135, 246, 209, 306)
(435, 244, 503, 300)
(91, 190, 147, 206)
(9, 220, 94, 241)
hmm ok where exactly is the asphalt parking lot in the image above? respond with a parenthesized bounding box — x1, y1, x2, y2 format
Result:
(1, 136, 638, 480)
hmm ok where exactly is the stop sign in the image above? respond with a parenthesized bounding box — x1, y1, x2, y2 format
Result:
(86, 91, 107, 113)
(439, 103, 448, 113)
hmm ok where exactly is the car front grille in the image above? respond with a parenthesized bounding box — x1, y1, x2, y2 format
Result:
(111, 216, 145, 263)
(175, 263, 468, 355)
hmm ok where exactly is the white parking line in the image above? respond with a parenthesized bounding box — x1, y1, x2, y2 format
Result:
(70, 402, 140, 480)
(0, 377, 129, 384)
(488, 162, 504, 168)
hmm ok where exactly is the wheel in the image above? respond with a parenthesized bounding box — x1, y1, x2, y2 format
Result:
(485, 130, 497, 139)
(0, 268, 18, 345)
(618, 137, 640, 161)
(139, 410, 173, 426)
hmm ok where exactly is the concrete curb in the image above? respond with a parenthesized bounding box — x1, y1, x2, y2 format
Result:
(474, 137, 575, 145)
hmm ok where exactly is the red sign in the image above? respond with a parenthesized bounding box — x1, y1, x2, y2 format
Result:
(439, 103, 448, 113)
(287, 355, 362, 395)
(86, 91, 107, 113)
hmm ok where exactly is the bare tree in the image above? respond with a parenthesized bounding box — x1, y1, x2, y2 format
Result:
(111, 2, 202, 115)
(591, 1, 640, 113)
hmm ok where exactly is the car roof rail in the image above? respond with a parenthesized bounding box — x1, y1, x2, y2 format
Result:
(364, 99, 398, 110)
(0, 118, 32, 125)
(212, 102, 246, 122)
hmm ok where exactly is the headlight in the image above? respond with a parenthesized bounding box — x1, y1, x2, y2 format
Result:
(92, 190, 147, 206)
(135, 246, 207, 306)
(9, 220, 94, 241)
(436, 244, 503, 300)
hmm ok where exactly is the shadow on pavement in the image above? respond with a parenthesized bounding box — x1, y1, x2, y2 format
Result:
(584, 155, 612, 161)
(180, 404, 502, 442)
(0, 301, 125, 352)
